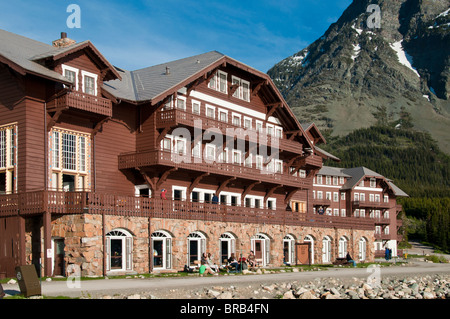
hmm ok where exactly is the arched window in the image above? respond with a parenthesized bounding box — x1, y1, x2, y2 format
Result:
(322, 236, 332, 263)
(187, 232, 206, 267)
(338, 236, 348, 258)
(106, 228, 133, 272)
(251, 233, 270, 266)
(359, 237, 367, 261)
(304, 235, 315, 264)
(151, 230, 172, 269)
(283, 234, 295, 265)
(219, 232, 236, 265)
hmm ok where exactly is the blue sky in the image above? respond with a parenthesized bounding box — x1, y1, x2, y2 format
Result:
(0, 0, 352, 72)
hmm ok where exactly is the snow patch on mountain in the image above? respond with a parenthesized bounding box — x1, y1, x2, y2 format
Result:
(389, 40, 420, 77)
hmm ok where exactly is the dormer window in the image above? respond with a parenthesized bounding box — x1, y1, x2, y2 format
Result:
(231, 76, 250, 102)
(62, 64, 79, 90)
(81, 70, 98, 96)
(208, 70, 228, 94)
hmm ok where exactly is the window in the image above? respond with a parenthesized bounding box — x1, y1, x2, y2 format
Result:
(81, 71, 98, 96)
(326, 192, 331, 200)
(375, 194, 380, 202)
(51, 128, 90, 191)
(340, 177, 345, 184)
(209, 70, 228, 94)
(106, 229, 133, 272)
(255, 155, 263, 170)
(316, 175, 322, 184)
(192, 100, 201, 115)
(266, 124, 274, 136)
(0, 124, 16, 194)
(219, 109, 228, 122)
(205, 144, 216, 162)
(220, 233, 236, 265)
(232, 150, 241, 165)
(62, 64, 79, 90)
(370, 178, 376, 188)
(244, 117, 252, 130)
(255, 121, 263, 133)
(151, 231, 172, 269)
(340, 192, 346, 200)
(176, 97, 186, 110)
(326, 176, 331, 185)
(290, 200, 306, 213)
(333, 176, 338, 185)
(232, 114, 241, 127)
(231, 76, 250, 102)
(333, 192, 339, 202)
(162, 137, 172, 152)
(274, 160, 283, 174)
(384, 195, 389, 203)
(206, 105, 215, 119)
(317, 191, 323, 199)
(341, 209, 346, 217)
(187, 232, 206, 267)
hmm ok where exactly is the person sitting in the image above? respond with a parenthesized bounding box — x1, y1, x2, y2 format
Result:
(227, 253, 239, 272)
(346, 252, 357, 267)
(200, 253, 218, 276)
(247, 250, 257, 269)
(207, 253, 219, 272)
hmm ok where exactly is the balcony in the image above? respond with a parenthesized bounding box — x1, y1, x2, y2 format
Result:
(312, 198, 331, 207)
(118, 149, 312, 189)
(0, 191, 375, 230)
(156, 108, 304, 155)
(352, 200, 390, 209)
(47, 91, 112, 117)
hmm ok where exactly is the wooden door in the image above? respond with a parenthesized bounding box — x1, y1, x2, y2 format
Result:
(296, 243, 311, 265)
(53, 238, 65, 276)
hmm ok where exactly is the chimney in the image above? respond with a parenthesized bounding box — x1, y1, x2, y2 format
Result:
(52, 32, 76, 48)
(165, 66, 170, 75)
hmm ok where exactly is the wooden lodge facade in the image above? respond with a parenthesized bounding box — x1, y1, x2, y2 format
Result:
(0, 30, 407, 278)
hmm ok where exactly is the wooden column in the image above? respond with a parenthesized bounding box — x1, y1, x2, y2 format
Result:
(43, 211, 52, 277)
(18, 215, 26, 266)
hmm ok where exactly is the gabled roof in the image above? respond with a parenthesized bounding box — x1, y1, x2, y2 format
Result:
(0, 29, 120, 84)
(341, 166, 408, 197)
(301, 122, 326, 144)
(317, 165, 351, 177)
(31, 40, 121, 82)
(0, 29, 71, 84)
(103, 50, 314, 150)
(103, 51, 225, 103)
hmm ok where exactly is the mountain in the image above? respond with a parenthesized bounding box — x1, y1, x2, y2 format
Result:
(268, 0, 450, 154)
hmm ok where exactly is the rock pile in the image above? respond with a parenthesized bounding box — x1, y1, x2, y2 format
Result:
(95, 274, 449, 300)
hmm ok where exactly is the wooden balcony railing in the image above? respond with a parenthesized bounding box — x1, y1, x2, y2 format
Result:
(156, 108, 305, 155)
(352, 200, 390, 209)
(0, 191, 375, 230)
(118, 149, 313, 189)
(312, 198, 332, 207)
(47, 91, 112, 117)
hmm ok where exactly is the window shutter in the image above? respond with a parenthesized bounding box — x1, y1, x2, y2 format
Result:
(290, 242, 295, 264)
(265, 239, 270, 265)
(166, 238, 172, 269)
(105, 237, 111, 271)
(201, 238, 206, 255)
(231, 239, 236, 254)
(126, 237, 133, 270)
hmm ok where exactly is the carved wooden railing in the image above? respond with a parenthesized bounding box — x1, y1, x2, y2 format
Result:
(0, 191, 375, 230)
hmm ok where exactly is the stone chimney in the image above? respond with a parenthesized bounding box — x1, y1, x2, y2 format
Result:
(52, 32, 76, 48)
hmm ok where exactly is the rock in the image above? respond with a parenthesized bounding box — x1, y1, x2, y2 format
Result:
(282, 291, 295, 299)
(423, 292, 435, 299)
(298, 291, 317, 299)
(217, 292, 233, 299)
(207, 290, 221, 298)
(127, 294, 142, 299)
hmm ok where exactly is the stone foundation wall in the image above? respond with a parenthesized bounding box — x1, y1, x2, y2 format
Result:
(31, 214, 374, 277)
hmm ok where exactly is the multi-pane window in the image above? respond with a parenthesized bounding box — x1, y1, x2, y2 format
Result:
(0, 124, 16, 194)
(84, 75, 96, 95)
(209, 70, 228, 94)
(51, 128, 89, 191)
(231, 76, 250, 102)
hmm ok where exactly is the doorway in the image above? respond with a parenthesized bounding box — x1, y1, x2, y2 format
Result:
(52, 238, 65, 276)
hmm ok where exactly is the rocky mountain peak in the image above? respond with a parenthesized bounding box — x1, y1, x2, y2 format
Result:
(268, 0, 450, 153)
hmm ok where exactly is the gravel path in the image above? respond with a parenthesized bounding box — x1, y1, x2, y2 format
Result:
(3, 260, 449, 299)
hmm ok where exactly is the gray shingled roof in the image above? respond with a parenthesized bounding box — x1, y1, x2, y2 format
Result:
(103, 51, 225, 103)
(341, 166, 408, 197)
(0, 29, 70, 84)
(317, 166, 351, 177)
